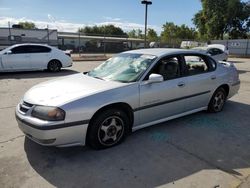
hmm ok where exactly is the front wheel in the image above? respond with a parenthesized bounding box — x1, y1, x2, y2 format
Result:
(87, 109, 129, 149)
(208, 88, 227, 113)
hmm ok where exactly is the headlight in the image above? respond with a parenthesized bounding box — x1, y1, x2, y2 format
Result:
(31, 106, 65, 121)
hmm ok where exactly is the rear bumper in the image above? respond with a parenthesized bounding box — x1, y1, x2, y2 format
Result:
(228, 80, 240, 99)
(15, 109, 89, 147)
(66, 63, 73, 68)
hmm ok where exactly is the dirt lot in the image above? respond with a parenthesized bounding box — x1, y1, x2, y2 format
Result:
(0, 58, 250, 188)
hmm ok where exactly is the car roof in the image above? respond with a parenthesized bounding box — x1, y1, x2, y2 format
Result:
(122, 48, 206, 57)
(10, 43, 51, 48)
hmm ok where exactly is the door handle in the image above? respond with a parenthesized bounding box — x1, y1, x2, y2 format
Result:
(177, 82, 185, 87)
(211, 75, 217, 80)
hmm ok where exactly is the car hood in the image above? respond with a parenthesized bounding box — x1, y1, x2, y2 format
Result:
(23, 73, 127, 106)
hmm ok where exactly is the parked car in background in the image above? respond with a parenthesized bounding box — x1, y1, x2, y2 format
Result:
(15, 48, 240, 149)
(63, 49, 73, 57)
(180, 41, 199, 49)
(193, 44, 229, 61)
(0, 43, 72, 72)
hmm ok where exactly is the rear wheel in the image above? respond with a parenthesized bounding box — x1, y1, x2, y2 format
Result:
(47, 60, 61, 72)
(87, 109, 129, 149)
(208, 88, 227, 113)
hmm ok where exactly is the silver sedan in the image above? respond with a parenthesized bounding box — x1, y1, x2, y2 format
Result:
(15, 48, 240, 149)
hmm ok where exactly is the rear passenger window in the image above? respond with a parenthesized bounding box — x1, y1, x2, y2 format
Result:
(207, 57, 217, 70)
(184, 55, 209, 75)
(208, 48, 223, 55)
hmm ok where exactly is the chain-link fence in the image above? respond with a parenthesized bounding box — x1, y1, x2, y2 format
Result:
(1, 27, 249, 57)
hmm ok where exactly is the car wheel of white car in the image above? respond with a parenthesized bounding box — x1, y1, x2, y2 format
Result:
(208, 87, 226, 113)
(87, 109, 129, 149)
(48, 60, 61, 72)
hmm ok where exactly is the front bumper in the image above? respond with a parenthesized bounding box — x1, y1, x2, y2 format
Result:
(15, 107, 89, 147)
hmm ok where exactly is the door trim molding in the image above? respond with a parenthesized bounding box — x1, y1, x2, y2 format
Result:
(134, 90, 210, 112)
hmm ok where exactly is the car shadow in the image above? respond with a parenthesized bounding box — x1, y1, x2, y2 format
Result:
(229, 60, 246, 64)
(24, 100, 250, 188)
(0, 69, 79, 79)
(238, 69, 250, 74)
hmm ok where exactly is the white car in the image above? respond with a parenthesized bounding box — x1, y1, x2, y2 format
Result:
(15, 48, 240, 149)
(193, 44, 229, 61)
(0, 43, 72, 72)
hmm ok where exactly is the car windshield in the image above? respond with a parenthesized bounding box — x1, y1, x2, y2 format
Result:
(87, 53, 157, 82)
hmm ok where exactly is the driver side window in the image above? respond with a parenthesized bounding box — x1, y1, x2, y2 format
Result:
(11, 46, 30, 54)
(146, 56, 181, 81)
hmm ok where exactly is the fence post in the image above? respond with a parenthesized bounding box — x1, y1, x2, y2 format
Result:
(246, 39, 249, 56)
(103, 33, 106, 56)
(78, 31, 80, 57)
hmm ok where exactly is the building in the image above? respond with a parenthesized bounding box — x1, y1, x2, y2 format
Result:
(0, 28, 144, 53)
(0, 27, 58, 50)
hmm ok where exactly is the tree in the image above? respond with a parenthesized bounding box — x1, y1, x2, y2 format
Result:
(127, 29, 143, 39)
(17, 21, 36, 29)
(79, 25, 127, 37)
(147, 28, 158, 42)
(193, 0, 250, 39)
(226, 0, 250, 39)
(161, 22, 197, 43)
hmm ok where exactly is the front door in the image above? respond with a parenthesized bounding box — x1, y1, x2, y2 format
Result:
(2, 45, 31, 70)
(137, 55, 189, 126)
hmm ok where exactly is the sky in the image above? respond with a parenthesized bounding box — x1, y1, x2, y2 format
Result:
(0, 0, 203, 33)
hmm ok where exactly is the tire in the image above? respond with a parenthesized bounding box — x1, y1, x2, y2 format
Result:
(208, 87, 227, 113)
(87, 109, 130, 150)
(47, 60, 61, 72)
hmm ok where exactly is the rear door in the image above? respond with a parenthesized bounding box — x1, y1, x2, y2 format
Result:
(137, 55, 189, 126)
(2, 45, 31, 70)
(29, 45, 51, 69)
(181, 54, 217, 111)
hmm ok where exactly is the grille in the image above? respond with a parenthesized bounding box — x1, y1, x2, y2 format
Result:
(19, 101, 33, 114)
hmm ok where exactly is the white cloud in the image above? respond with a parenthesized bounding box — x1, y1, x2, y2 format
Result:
(0, 16, 162, 33)
(103, 16, 122, 21)
(0, 7, 11, 11)
(0, 16, 84, 32)
(101, 16, 162, 33)
(97, 21, 161, 33)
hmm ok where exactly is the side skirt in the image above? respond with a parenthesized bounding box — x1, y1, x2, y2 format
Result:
(132, 106, 207, 132)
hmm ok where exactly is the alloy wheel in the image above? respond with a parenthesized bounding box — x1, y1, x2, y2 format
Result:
(212, 91, 225, 112)
(98, 116, 124, 146)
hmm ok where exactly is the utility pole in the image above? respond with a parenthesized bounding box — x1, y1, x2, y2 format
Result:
(78, 28, 81, 57)
(8, 21, 12, 42)
(141, 0, 152, 48)
(47, 25, 50, 44)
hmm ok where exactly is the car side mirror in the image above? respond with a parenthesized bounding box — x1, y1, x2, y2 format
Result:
(147, 74, 163, 84)
(5, 50, 12, 55)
